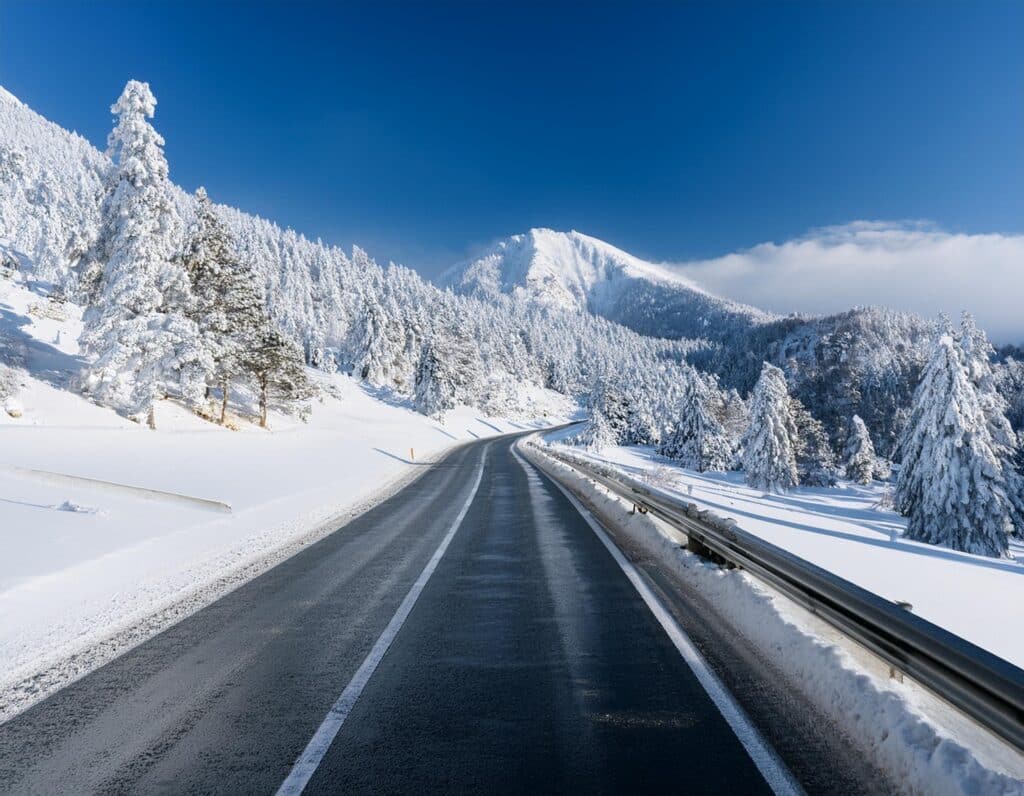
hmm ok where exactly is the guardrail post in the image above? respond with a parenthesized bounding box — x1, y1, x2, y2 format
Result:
(686, 533, 715, 560)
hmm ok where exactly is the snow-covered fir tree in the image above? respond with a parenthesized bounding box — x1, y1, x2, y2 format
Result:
(657, 378, 732, 471)
(789, 397, 837, 486)
(182, 187, 269, 423)
(624, 396, 660, 446)
(586, 375, 629, 445)
(413, 340, 451, 420)
(351, 293, 387, 382)
(895, 334, 1014, 557)
(78, 81, 209, 425)
(246, 328, 312, 428)
(413, 317, 481, 421)
(352, 292, 409, 387)
(576, 409, 617, 451)
(714, 388, 749, 450)
(958, 313, 1024, 536)
(741, 362, 799, 492)
(843, 414, 876, 485)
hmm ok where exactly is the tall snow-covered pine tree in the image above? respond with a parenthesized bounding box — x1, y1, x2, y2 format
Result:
(78, 80, 209, 424)
(413, 339, 452, 420)
(183, 186, 268, 423)
(246, 328, 311, 428)
(959, 313, 1024, 537)
(895, 334, 1013, 557)
(576, 409, 617, 451)
(844, 414, 876, 485)
(741, 362, 799, 491)
(657, 377, 732, 472)
(789, 397, 837, 486)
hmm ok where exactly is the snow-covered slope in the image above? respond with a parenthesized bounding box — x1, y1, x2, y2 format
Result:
(443, 228, 775, 341)
(0, 84, 702, 417)
(0, 84, 106, 282)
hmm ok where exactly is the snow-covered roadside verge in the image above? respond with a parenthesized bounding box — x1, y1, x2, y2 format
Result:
(0, 432, 440, 725)
(0, 448, 430, 723)
(520, 439, 1024, 795)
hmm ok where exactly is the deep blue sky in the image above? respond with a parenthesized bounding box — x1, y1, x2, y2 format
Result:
(2, 1, 1021, 277)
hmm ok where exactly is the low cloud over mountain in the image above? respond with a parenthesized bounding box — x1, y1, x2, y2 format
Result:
(669, 221, 1024, 344)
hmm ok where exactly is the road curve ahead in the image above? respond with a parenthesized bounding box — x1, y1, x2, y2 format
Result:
(0, 433, 876, 794)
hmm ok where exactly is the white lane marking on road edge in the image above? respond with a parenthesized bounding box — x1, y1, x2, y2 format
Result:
(514, 442, 803, 796)
(276, 445, 489, 796)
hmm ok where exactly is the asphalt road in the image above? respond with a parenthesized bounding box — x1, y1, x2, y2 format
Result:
(0, 433, 888, 794)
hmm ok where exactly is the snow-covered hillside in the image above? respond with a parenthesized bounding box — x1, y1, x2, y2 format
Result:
(0, 87, 105, 282)
(0, 83, 705, 425)
(444, 228, 774, 341)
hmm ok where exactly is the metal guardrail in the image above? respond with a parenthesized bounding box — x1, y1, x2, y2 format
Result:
(534, 443, 1024, 754)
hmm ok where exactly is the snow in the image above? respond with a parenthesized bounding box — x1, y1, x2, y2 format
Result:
(524, 440, 1024, 793)
(741, 362, 800, 491)
(0, 86, 22, 106)
(443, 227, 773, 319)
(895, 332, 1018, 556)
(0, 272, 573, 720)
(544, 435, 1024, 669)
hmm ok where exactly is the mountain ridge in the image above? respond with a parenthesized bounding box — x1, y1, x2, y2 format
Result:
(442, 227, 777, 343)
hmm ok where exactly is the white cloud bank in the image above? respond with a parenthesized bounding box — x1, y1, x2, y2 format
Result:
(670, 221, 1024, 343)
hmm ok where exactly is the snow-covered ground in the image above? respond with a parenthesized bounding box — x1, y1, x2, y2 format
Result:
(0, 273, 574, 717)
(543, 433, 1024, 669)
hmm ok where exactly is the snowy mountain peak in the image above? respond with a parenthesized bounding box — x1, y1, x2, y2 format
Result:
(443, 228, 774, 341)
(0, 85, 24, 107)
(445, 228, 707, 312)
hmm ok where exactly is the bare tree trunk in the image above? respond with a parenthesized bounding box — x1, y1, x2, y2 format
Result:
(220, 378, 229, 425)
(147, 404, 157, 431)
(259, 378, 268, 428)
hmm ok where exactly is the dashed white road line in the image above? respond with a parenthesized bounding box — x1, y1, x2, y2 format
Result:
(276, 444, 489, 796)
(515, 442, 803, 796)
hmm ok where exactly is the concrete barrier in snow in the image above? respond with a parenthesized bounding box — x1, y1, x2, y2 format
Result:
(1, 466, 232, 513)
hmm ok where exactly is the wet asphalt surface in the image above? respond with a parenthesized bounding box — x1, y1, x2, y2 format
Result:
(0, 434, 888, 794)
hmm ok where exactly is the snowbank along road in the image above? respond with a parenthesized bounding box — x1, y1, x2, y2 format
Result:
(0, 432, 892, 794)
